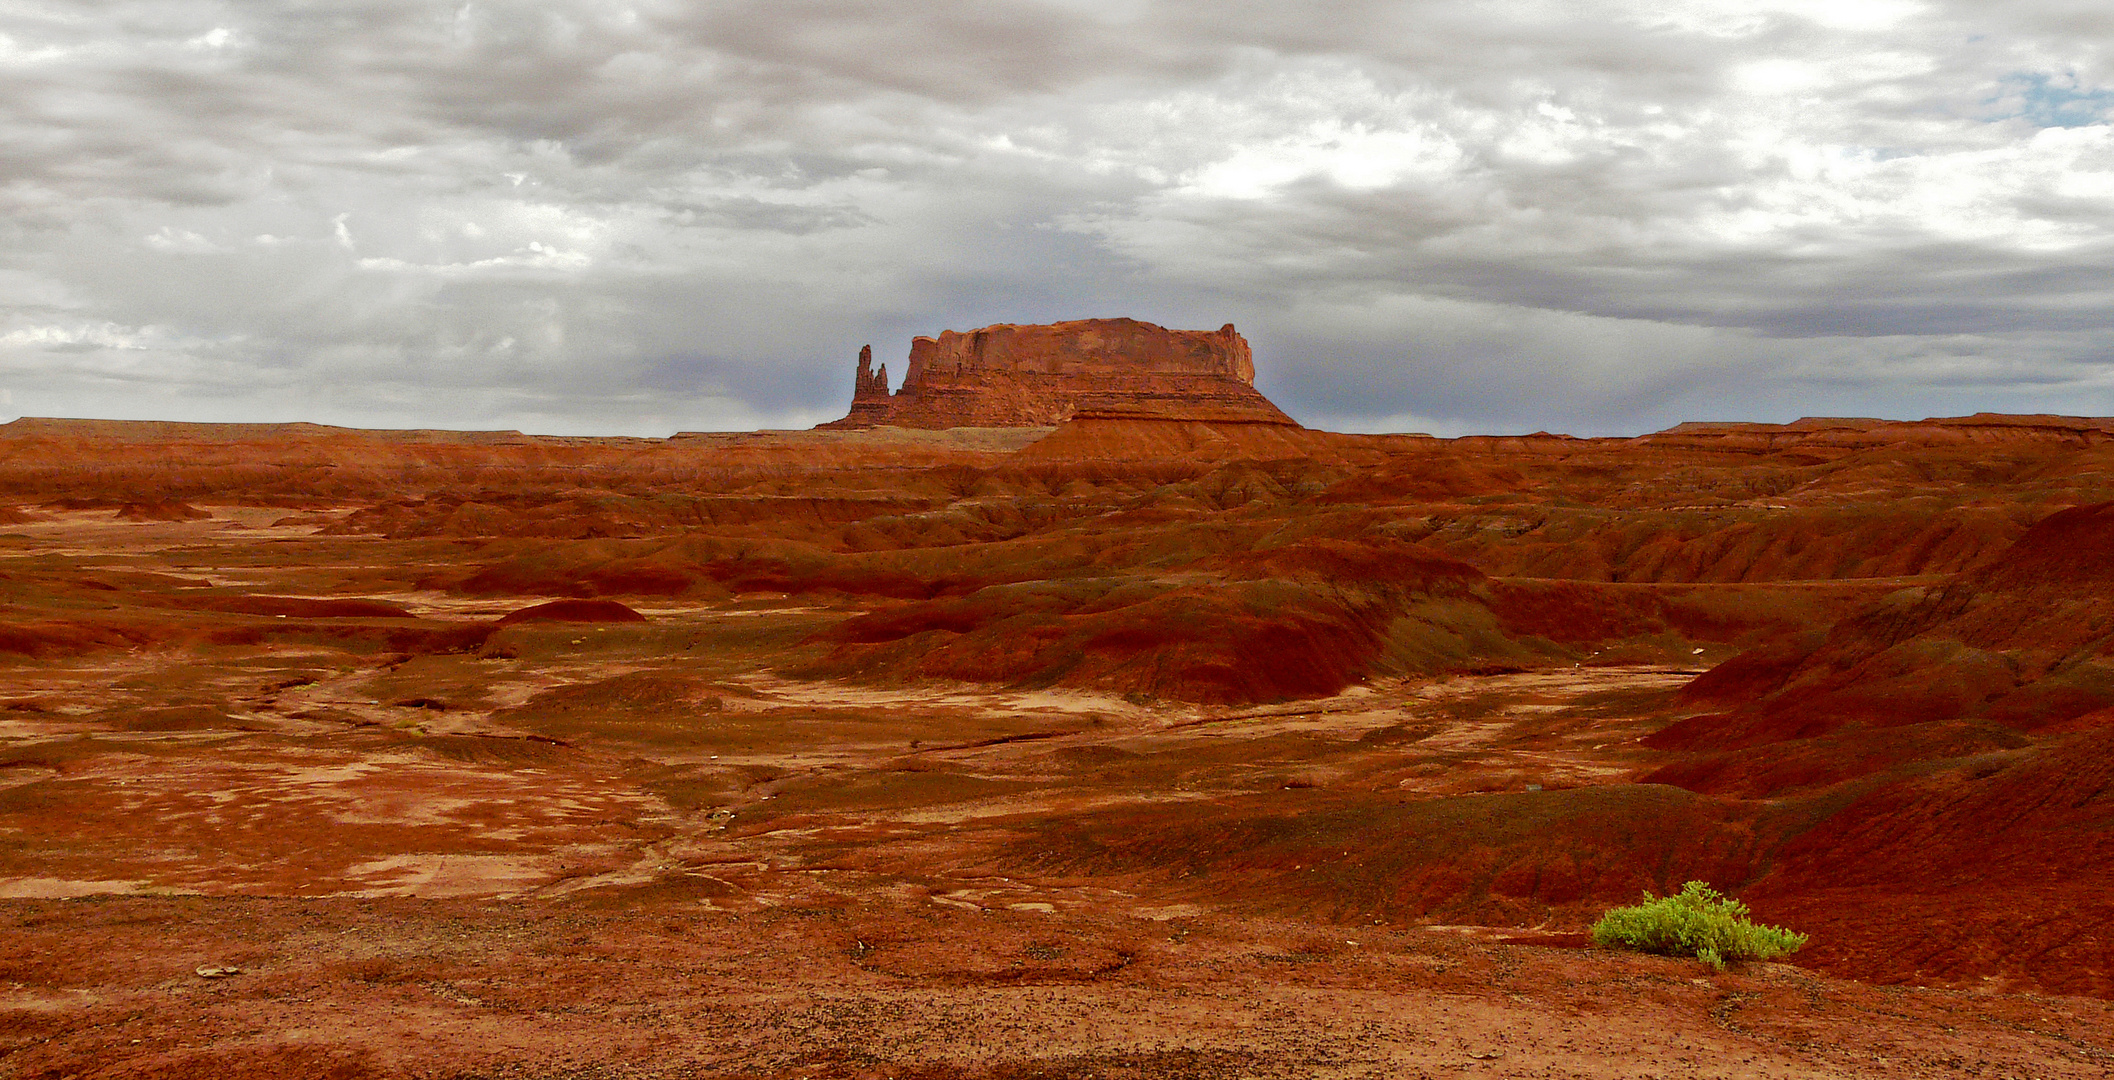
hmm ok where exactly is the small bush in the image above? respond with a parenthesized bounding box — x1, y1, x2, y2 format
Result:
(1590, 881, 1807, 970)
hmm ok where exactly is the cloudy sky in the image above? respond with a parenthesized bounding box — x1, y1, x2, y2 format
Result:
(3, 0, 2112, 436)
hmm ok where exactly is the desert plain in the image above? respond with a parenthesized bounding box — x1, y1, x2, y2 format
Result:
(2, 407, 2113, 1078)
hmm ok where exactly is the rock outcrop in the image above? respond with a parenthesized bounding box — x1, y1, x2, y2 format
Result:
(820, 318, 1297, 429)
(839, 345, 896, 427)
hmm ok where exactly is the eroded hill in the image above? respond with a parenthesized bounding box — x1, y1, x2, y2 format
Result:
(2, 413, 2112, 1076)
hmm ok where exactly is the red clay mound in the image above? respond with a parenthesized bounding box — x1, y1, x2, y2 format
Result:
(1760, 730, 2114, 897)
(1655, 500, 2114, 757)
(330, 491, 938, 541)
(1015, 784, 1767, 928)
(1315, 453, 1526, 503)
(497, 599, 648, 625)
(1638, 719, 2032, 798)
(1970, 499, 2114, 588)
(207, 620, 496, 655)
(809, 578, 1400, 703)
(159, 595, 415, 619)
(1744, 731, 2114, 995)
(114, 500, 210, 522)
(1451, 505, 2021, 583)
(1629, 502, 2114, 991)
(1211, 536, 1487, 589)
(0, 609, 474, 659)
(804, 539, 1871, 703)
(448, 536, 932, 601)
(0, 619, 162, 659)
(807, 538, 1495, 703)
(1758, 884, 2114, 998)
(451, 539, 726, 597)
(1015, 415, 1350, 463)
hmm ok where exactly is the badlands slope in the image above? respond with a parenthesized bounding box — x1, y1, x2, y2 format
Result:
(1, 411, 2112, 1077)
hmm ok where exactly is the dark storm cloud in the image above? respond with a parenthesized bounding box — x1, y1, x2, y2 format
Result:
(2, 0, 2112, 434)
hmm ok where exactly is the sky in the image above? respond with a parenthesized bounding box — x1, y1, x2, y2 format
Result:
(2, 0, 2112, 437)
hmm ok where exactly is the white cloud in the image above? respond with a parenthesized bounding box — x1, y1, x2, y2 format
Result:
(185, 27, 235, 50)
(0, 0, 2112, 435)
(354, 241, 595, 276)
(143, 226, 222, 253)
(0, 31, 68, 64)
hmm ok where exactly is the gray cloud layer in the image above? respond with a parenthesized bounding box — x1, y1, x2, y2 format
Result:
(3, 0, 2111, 435)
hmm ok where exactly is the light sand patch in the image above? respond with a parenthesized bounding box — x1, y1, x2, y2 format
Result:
(0, 765, 59, 792)
(0, 877, 148, 899)
(0, 989, 101, 1013)
(733, 673, 1161, 724)
(880, 789, 1217, 825)
(340, 854, 555, 898)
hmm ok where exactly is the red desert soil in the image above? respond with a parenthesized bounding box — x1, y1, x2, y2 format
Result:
(2, 412, 2114, 1076)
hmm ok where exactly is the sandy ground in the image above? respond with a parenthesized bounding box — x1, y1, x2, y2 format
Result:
(2, 508, 2110, 1077)
(7, 894, 2113, 1079)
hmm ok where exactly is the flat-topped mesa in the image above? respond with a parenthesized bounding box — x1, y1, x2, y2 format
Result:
(820, 317, 1298, 429)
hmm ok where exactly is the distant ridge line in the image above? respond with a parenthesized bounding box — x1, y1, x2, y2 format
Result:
(8, 412, 2114, 447)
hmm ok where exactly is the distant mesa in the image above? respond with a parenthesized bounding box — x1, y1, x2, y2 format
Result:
(819, 317, 1298, 430)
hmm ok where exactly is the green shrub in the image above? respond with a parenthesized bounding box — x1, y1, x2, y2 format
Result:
(1590, 881, 1807, 970)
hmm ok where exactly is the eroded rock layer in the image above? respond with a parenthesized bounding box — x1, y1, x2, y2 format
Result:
(822, 317, 1298, 428)
(10, 409, 2114, 1017)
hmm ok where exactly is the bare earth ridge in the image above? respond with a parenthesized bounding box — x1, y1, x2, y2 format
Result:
(2, 410, 2113, 1077)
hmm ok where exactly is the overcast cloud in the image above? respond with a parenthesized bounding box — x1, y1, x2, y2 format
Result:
(2, 0, 2112, 436)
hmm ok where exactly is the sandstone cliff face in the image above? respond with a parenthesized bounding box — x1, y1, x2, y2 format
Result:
(821, 318, 1297, 429)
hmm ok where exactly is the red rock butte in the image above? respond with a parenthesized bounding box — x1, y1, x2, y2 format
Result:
(820, 317, 1297, 429)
